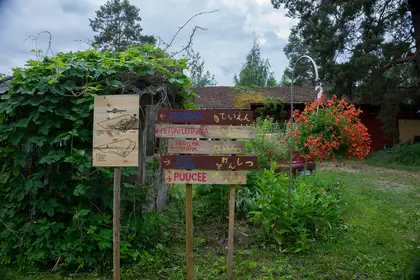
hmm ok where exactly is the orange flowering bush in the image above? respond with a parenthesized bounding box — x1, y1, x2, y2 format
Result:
(290, 95, 371, 162)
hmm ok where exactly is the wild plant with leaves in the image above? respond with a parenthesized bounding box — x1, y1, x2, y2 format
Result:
(0, 46, 193, 270)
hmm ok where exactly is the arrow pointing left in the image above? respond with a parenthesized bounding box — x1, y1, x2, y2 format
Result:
(159, 113, 166, 120)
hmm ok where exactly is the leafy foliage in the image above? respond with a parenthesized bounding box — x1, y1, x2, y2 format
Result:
(233, 40, 277, 88)
(187, 50, 217, 87)
(272, 0, 420, 138)
(0, 46, 192, 269)
(89, 0, 156, 51)
(249, 168, 344, 252)
(369, 143, 420, 167)
(246, 116, 288, 168)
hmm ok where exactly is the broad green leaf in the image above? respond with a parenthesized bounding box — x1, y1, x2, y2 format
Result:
(108, 80, 124, 88)
(73, 184, 86, 196)
(10, 132, 24, 145)
(16, 118, 31, 128)
(38, 150, 66, 164)
(29, 136, 48, 147)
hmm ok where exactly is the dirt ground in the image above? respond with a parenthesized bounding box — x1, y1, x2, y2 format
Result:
(322, 161, 420, 190)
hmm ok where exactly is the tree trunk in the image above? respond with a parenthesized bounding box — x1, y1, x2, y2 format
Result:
(408, 0, 420, 72)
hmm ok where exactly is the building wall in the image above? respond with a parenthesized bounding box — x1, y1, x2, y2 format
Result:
(398, 119, 420, 143)
(361, 115, 394, 152)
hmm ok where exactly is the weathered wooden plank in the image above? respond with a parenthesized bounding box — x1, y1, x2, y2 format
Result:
(145, 105, 158, 156)
(93, 95, 139, 167)
(160, 155, 258, 170)
(167, 140, 246, 155)
(158, 109, 254, 125)
(93, 95, 140, 131)
(155, 124, 256, 139)
(164, 169, 247, 185)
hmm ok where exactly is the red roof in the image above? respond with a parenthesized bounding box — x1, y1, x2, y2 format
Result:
(192, 86, 318, 109)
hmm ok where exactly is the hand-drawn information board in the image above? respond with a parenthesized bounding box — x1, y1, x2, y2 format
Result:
(93, 95, 140, 167)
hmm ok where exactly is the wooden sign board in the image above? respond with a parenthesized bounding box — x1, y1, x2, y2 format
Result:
(167, 140, 245, 155)
(164, 169, 247, 185)
(158, 109, 254, 125)
(160, 155, 258, 170)
(93, 95, 139, 167)
(155, 124, 255, 139)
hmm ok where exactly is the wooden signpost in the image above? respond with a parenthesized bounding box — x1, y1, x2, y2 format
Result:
(93, 95, 139, 280)
(156, 109, 256, 280)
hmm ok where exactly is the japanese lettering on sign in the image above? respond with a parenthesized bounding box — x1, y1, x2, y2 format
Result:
(155, 109, 257, 185)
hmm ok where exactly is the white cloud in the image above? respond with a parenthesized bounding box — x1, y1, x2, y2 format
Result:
(0, 0, 296, 85)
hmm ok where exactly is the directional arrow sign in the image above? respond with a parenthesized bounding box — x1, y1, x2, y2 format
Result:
(160, 155, 258, 170)
(167, 140, 245, 155)
(164, 170, 247, 185)
(155, 124, 255, 139)
(163, 158, 171, 166)
(158, 109, 254, 125)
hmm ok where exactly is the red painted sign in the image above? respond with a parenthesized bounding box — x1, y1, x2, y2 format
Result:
(158, 109, 254, 125)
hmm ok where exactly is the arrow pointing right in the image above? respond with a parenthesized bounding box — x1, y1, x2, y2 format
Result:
(164, 158, 171, 166)
(166, 175, 172, 183)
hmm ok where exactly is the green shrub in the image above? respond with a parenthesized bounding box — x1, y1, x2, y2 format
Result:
(0, 46, 191, 270)
(193, 170, 260, 219)
(246, 116, 288, 169)
(368, 143, 420, 167)
(392, 143, 420, 166)
(249, 168, 344, 252)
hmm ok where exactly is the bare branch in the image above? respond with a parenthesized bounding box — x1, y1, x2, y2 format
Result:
(383, 54, 417, 71)
(74, 39, 94, 49)
(163, 9, 219, 51)
(170, 26, 207, 58)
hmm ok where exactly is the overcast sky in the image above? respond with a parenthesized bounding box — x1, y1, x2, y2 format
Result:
(0, 0, 296, 85)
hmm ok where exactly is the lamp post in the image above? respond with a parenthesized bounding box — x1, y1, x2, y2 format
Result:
(288, 55, 323, 208)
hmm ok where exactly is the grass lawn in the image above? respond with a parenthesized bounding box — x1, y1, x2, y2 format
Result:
(2, 162, 420, 279)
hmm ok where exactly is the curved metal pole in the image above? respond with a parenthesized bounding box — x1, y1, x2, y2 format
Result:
(288, 55, 323, 208)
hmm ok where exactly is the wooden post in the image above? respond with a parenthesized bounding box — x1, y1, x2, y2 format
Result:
(186, 183, 194, 280)
(113, 168, 121, 280)
(227, 184, 236, 280)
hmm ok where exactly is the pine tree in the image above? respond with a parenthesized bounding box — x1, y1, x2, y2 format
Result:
(233, 41, 275, 88)
(89, 0, 155, 51)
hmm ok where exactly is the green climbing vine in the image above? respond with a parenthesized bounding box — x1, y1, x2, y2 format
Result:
(0, 45, 193, 270)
